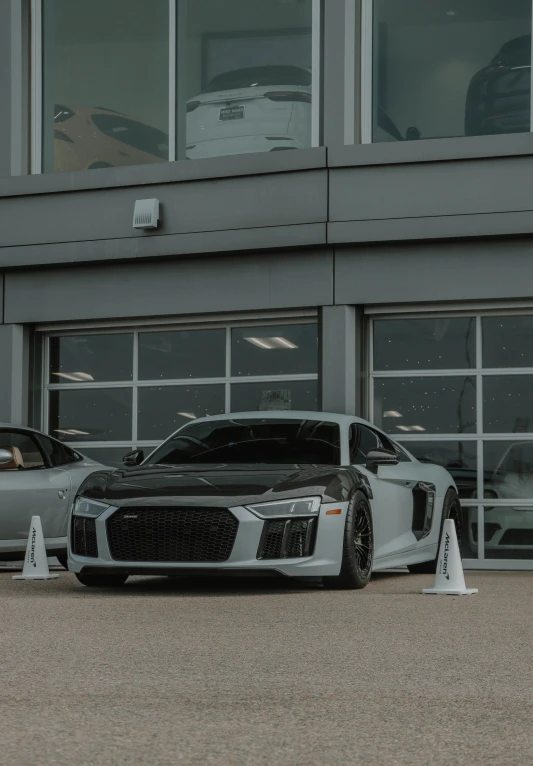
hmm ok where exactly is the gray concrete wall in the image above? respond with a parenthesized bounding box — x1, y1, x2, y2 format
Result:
(0, 324, 29, 425)
(329, 135, 533, 245)
(0, 1, 12, 178)
(4, 249, 333, 324)
(335, 239, 533, 306)
(0, 151, 328, 268)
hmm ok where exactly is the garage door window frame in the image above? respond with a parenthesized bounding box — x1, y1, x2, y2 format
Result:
(369, 307, 533, 571)
(41, 313, 319, 459)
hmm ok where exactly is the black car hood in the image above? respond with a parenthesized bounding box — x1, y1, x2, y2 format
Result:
(78, 464, 362, 508)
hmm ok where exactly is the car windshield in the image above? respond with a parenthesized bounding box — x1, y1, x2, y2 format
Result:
(205, 66, 312, 92)
(148, 418, 341, 466)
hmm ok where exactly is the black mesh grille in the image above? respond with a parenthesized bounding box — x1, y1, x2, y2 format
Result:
(500, 529, 533, 546)
(72, 517, 98, 558)
(286, 520, 311, 558)
(260, 521, 286, 559)
(106, 507, 238, 562)
(258, 518, 316, 560)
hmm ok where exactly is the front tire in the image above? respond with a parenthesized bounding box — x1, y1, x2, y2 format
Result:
(323, 491, 373, 590)
(408, 488, 462, 575)
(75, 572, 129, 587)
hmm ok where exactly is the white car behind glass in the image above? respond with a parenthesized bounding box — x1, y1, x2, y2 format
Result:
(186, 65, 312, 159)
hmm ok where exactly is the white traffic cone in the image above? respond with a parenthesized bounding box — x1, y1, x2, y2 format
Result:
(12, 516, 59, 581)
(422, 518, 477, 596)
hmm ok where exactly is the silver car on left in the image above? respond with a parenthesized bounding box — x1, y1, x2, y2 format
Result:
(0, 424, 104, 567)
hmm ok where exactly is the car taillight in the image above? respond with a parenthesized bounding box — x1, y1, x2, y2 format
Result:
(186, 101, 201, 112)
(264, 91, 312, 103)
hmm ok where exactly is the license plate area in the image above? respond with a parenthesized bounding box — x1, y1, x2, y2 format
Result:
(219, 105, 245, 121)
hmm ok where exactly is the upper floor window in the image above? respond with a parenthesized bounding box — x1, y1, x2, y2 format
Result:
(364, 0, 531, 143)
(39, 0, 320, 174)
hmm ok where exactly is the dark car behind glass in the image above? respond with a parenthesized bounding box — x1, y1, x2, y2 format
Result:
(465, 35, 531, 136)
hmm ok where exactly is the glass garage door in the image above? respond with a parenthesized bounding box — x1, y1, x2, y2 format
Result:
(44, 319, 318, 467)
(371, 313, 533, 569)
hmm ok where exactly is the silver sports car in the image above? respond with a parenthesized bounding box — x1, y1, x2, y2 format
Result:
(0, 424, 104, 567)
(68, 411, 461, 589)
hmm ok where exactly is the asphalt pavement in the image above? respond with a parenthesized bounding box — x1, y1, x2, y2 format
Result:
(1, 569, 532, 766)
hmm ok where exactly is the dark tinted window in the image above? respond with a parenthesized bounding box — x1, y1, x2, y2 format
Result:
(49, 334, 133, 383)
(91, 114, 169, 159)
(149, 418, 341, 466)
(38, 435, 82, 467)
(205, 66, 311, 92)
(0, 431, 45, 470)
(350, 425, 380, 465)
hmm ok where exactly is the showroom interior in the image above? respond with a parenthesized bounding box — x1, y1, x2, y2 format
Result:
(1, 0, 533, 569)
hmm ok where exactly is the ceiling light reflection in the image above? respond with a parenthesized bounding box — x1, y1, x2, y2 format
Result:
(245, 336, 298, 350)
(52, 372, 95, 382)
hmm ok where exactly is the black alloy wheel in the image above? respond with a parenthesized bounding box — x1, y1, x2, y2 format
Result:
(323, 490, 374, 590)
(408, 487, 462, 575)
(75, 572, 129, 588)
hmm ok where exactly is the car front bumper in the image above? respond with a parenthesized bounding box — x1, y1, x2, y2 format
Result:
(67, 501, 347, 578)
(468, 507, 533, 551)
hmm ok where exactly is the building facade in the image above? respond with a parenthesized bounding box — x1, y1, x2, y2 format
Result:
(1, 0, 533, 569)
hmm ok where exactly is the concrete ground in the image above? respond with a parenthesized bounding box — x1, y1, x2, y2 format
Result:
(1, 570, 532, 766)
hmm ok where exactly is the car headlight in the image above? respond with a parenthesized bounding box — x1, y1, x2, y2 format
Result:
(245, 497, 321, 519)
(73, 497, 110, 518)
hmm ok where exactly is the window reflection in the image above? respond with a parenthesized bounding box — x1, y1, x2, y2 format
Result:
(49, 334, 133, 384)
(373, 318, 475, 371)
(483, 317, 533, 368)
(374, 377, 476, 434)
(232, 324, 318, 377)
(185, 0, 313, 160)
(231, 380, 317, 412)
(49, 389, 133, 442)
(43, 0, 169, 172)
(138, 330, 226, 381)
(401, 441, 477, 500)
(484, 441, 533, 501)
(484, 375, 533, 432)
(137, 385, 225, 441)
(481, 506, 533, 560)
(372, 0, 531, 142)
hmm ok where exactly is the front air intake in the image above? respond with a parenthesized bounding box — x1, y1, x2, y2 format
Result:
(72, 517, 98, 558)
(106, 507, 238, 562)
(257, 518, 316, 560)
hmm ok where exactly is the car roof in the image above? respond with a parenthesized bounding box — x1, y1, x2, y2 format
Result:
(181, 411, 377, 428)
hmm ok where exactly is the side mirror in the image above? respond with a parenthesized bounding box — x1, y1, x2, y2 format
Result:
(366, 448, 399, 473)
(123, 449, 144, 467)
(0, 449, 13, 466)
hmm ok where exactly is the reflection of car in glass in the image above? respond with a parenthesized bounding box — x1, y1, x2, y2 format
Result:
(468, 441, 533, 555)
(465, 35, 531, 136)
(53, 105, 169, 171)
(68, 411, 461, 589)
(0, 425, 105, 567)
(186, 65, 312, 159)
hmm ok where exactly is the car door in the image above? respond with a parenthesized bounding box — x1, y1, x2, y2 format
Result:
(0, 429, 71, 542)
(350, 424, 419, 559)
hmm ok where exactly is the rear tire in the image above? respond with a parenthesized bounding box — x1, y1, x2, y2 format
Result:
(323, 491, 373, 590)
(408, 488, 462, 575)
(75, 572, 129, 587)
